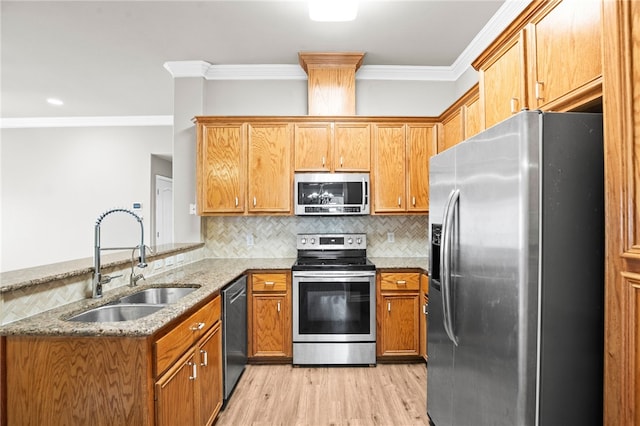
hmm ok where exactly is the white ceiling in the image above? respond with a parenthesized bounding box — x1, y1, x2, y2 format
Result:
(1, 0, 525, 120)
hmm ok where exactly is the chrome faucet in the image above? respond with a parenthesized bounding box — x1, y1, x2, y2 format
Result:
(92, 208, 148, 298)
(129, 245, 153, 287)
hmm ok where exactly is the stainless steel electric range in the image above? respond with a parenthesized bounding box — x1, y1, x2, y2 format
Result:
(292, 233, 376, 365)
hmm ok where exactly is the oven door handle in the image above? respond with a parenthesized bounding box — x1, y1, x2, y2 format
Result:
(293, 270, 376, 279)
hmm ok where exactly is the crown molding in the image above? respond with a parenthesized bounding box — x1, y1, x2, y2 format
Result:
(450, 0, 533, 79)
(0, 115, 173, 129)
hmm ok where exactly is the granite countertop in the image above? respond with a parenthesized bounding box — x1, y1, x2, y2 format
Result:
(0, 257, 296, 338)
(0, 256, 428, 338)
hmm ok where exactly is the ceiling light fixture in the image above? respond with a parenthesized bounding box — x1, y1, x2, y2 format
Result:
(309, 0, 358, 22)
(46, 98, 64, 106)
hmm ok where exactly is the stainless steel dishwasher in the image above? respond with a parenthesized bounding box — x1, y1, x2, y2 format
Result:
(221, 275, 248, 406)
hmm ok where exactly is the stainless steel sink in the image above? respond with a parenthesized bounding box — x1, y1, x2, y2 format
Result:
(67, 303, 163, 322)
(117, 286, 199, 304)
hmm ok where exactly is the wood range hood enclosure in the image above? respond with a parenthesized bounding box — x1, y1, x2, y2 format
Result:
(298, 52, 365, 115)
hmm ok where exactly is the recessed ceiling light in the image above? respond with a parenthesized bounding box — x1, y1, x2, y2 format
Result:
(309, 0, 358, 22)
(46, 98, 64, 106)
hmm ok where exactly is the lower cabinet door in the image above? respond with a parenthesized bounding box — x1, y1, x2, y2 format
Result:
(198, 322, 223, 426)
(252, 294, 288, 357)
(156, 351, 197, 426)
(380, 295, 420, 356)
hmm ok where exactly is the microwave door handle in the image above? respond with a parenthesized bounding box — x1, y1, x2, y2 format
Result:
(361, 178, 367, 212)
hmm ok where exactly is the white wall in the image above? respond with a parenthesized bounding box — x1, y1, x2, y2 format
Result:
(0, 126, 172, 272)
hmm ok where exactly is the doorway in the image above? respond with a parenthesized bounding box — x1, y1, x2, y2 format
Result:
(155, 175, 173, 246)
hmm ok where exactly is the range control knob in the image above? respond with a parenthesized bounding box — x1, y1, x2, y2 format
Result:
(347, 238, 353, 245)
(310, 238, 316, 245)
(300, 237, 307, 245)
(356, 237, 362, 245)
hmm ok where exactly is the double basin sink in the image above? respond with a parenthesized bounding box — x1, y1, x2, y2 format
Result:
(67, 286, 199, 323)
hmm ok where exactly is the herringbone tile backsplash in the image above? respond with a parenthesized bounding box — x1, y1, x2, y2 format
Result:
(203, 215, 428, 258)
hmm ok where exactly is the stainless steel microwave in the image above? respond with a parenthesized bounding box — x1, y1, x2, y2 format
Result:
(294, 172, 370, 215)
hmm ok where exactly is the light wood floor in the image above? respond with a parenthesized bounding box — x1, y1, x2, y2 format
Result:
(215, 363, 429, 426)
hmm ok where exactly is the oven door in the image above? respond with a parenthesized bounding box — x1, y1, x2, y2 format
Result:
(292, 270, 376, 342)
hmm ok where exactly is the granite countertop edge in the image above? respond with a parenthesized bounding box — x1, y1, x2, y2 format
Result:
(0, 256, 428, 338)
(0, 242, 205, 294)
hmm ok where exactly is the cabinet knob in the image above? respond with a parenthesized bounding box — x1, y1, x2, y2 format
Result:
(190, 322, 205, 331)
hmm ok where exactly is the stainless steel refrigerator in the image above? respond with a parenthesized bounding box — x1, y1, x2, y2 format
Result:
(427, 111, 604, 426)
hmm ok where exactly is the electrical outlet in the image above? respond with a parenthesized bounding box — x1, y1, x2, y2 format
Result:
(176, 253, 185, 264)
(165, 256, 175, 267)
(189, 203, 197, 215)
(387, 232, 395, 243)
(246, 234, 254, 246)
(153, 259, 164, 270)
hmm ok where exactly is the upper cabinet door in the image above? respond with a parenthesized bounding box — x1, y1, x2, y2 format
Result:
(480, 33, 526, 129)
(294, 122, 332, 172)
(439, 109, 463, 153)
(373, 124, 407, 212)
(528, 0, 601, 110)
(197, 124, 245, 214)
(247, 123, 293, 213)
(406, 124, 435, 212)
(334, 123, 371, 172)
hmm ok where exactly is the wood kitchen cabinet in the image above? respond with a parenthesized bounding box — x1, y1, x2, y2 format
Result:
(526, 0, 601, 111)
(377, 271, 422, 359)
(195, 119, 293, 216)
(247, 123, 293, 213)
(248, 271, 292, 361)
(294, 122, 370, 172)
(477, 32, 527, 129)
(155, 296, 223, 426)
(156, 320, 222, 426)
(196, 123, 245, 214)
(372, 122, 435, 213)
(437, 84, 480, 152)
(602, 1, 640, 424)
(4, 295, 223, 426)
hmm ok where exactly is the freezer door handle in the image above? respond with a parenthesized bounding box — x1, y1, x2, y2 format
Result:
(441, 188, 459, 346)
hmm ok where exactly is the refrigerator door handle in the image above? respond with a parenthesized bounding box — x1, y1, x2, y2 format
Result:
(441, 188, 459, 346)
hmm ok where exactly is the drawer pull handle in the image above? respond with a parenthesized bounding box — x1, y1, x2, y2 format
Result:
(423, 303, 428, 315)
(264, 281, 275, 285)
(191, 322, 205, 331)
(200, 349, 208, 367)
(396, 280, 407, 285)
(188, 362, 197, 380)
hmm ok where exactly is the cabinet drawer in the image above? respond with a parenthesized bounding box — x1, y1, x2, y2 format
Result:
(155, 296, 221, 375)
(380, 272, 420, 291)
(252, 273, 288, 292)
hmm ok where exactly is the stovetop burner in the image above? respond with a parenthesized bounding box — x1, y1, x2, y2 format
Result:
(292, 233, 375, 271)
